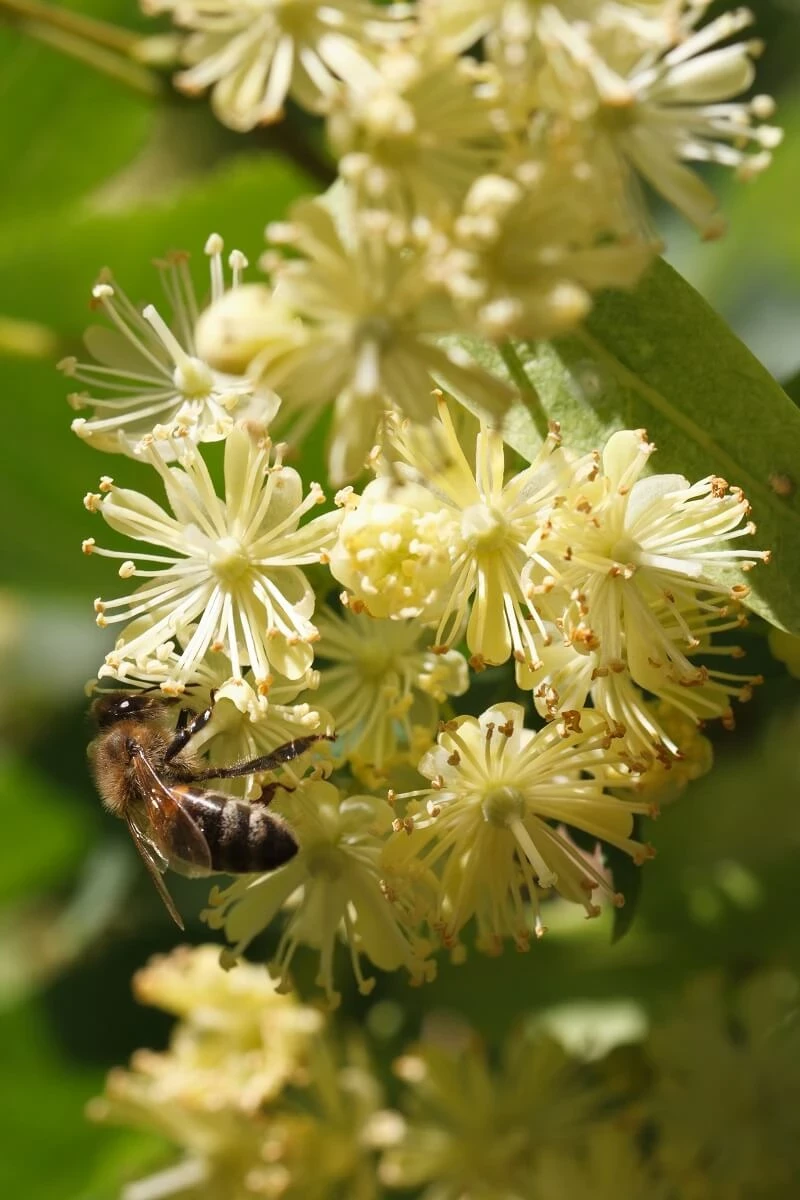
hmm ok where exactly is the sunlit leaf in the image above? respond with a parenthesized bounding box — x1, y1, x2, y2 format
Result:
(461, 259, 800, 633)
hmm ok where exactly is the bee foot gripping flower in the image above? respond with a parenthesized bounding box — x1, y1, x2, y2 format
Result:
(84, 425, 342, 686)
(385, 702, 653, 950)
(62, 235, 269, 456)
(99, 644, 333, 798)
(203, 779, 433, 1004)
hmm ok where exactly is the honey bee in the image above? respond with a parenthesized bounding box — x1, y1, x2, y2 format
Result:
(89, 691, 331, 929)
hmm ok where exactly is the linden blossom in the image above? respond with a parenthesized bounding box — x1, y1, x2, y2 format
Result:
(61, 235, 269, 457)
(384, 702, 654, 951)
(203, 779, 434, 1004)
(330, 399, 596, 677)
(83, 426, 343, 687)
(379, 1029, 601, 1196)
(431, 155, 654, 342)
(529, 2, 782, 235)
(327, 36, 503, 220)
(144, 0, 410, 131)
(526, 429, 768, 746)
(306, 605, 469, 782)
(217, 195, 514, 484)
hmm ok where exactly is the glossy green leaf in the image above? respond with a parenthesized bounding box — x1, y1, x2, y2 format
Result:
(464, 259, 800, 634)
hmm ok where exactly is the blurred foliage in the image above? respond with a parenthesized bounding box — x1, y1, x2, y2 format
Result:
(0, 0, 799, 1197)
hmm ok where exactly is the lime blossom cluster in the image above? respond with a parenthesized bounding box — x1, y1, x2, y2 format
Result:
(69, 0, 776, 999)
(93, 947, 800, 1200)
(81, 396, 765, 992)
(72, 5, 781, 483)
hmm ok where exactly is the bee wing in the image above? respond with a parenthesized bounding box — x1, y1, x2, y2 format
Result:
(131, 751, 214, 871)
(126, 815, 185, 931)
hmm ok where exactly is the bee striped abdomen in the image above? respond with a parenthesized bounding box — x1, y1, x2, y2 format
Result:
(187, 790, 298, 874)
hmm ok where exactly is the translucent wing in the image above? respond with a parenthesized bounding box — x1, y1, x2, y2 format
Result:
(126, 816, 185, 930)
(131, 750, 213, 870)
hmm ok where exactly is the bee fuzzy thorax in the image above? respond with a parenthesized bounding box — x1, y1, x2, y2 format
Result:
(90, 721, 166, 816)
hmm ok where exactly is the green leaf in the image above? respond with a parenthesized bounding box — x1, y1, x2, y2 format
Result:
(468, 259, 800, 634)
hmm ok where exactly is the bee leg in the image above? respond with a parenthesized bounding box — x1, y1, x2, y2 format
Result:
(188, 733, 335, 782)
(251, 780, 296, 807)
(164, 700, 216, 762)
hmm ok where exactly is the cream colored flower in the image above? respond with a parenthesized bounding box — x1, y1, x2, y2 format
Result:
(333, 400, 590, 678)
(62, 235, 265, 457)
(251, 194, 512, 483)
(532, 1126, 667, 1200)
(88, 946, 324, 1200)
(131, 945, 323, 1110)
(431, 157, 653, 341)
(146, 0, 407, 131)
(204, 779, 432, 1003)
(528, 429, 767, 736)
(386, 703, 652, 950)
(417, 0, 500, 55)
(327, 37, 501, 219)
(253, 1036, 387, 1200)
(529, 628, 717, 772)
(329, 475, 458, 621)
(84, 425, 341, 685)
(309, 604, 468, 780)
(531, 2, 782, 235)
(379, 1027, 598, 1198)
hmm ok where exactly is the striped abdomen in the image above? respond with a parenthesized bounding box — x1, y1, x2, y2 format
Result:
(174, 787, 298, 875)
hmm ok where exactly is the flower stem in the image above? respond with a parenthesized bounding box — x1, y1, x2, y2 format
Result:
(498, 340, 549, 437)
(0, 0, 165, 96)
(0, 0, 139, 52)
(501, 340, 551, 439)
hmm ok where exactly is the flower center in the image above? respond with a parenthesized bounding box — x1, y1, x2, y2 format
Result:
(481, 785, 525, 827)
(210, 536, 252, 583)
(608, 533, 641, 569)
(461, 503, 508, 552)
(356, 316, 396, 347)
(173, 355, 215, 399)
(355, 644, 399, 681)
(304, 843, 344, 880)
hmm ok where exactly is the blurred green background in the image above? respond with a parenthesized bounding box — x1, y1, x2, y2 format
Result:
(0, 1, 799, 1196)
